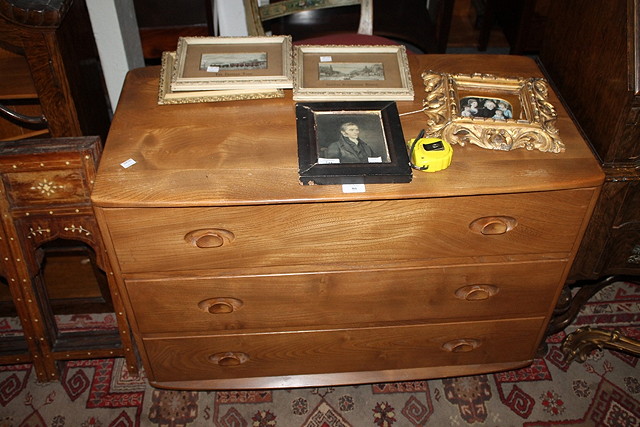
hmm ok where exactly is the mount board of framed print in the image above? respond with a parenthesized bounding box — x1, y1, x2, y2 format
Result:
(158, 52, 284, 105)
(293, 45, 414, 101)
(171, 36, 294, 92)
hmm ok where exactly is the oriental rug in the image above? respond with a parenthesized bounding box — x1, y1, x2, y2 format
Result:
(0, 281, 638, 427)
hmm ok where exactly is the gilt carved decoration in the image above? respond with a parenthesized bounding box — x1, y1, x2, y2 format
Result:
(421, 71, 565, 153)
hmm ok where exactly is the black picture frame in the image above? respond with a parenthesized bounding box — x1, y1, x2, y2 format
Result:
(296, 101, 412, 185)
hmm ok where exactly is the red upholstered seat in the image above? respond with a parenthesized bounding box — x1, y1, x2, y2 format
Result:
(293, 33, 400, 47)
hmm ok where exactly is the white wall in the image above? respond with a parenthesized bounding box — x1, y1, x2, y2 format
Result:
(86, 0, 145, 110)
(86, 0, 253, 109)
(215, 0, 249, 36)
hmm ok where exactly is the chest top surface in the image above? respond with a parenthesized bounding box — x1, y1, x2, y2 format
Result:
(92, 54, 603, 208)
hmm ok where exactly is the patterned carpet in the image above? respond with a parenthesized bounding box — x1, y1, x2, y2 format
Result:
(0, 282, 638, 426)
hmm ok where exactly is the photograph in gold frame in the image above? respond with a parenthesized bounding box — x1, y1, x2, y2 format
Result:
(293, 45, 414, 101)
(158, 52, 284, 105)
(421, 71, 565, 153)
(171, 36, 293, 91)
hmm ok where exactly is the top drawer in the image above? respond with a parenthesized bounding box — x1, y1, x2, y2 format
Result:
(104, 189, 594, 274)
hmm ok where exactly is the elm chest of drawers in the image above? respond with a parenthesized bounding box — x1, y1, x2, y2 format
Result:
(91, 54, 604, 390)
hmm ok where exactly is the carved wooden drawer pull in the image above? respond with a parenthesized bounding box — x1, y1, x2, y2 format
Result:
(469, 216, 517, 235)
(209, 352, 249, 366)
(198, 297, 244, 314)
(442, 338, 481, 353)
(454, 284, 500, 301)
(184, 229, 235, 248)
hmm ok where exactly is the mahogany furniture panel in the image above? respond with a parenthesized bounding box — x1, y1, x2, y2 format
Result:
(92, 54, 604, 390)
(0, 137, 137, 382)
(0, 0, 111, 141)
(538, 0, 640, 348)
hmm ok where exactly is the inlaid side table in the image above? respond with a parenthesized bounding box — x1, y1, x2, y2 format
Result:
(0, 137, 138, 382)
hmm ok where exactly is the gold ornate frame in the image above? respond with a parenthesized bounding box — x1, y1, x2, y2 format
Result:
(421, 71, 565, 153)
(158, 52, 284, 105)
(171, 36, 293, 91)
(293, 45, 414, 101)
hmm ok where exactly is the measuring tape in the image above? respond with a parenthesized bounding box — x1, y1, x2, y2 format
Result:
(407, 136, 453, 172)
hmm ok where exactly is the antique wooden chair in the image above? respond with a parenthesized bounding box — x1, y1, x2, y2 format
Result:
(242, 0, 402, 47)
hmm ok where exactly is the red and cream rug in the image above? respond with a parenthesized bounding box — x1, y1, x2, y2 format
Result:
(1, 281, 638, 426)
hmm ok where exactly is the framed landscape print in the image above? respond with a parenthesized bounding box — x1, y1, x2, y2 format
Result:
(420, 71, 565, 153)
(158, 52, 284, 104)
(293, 45, 414, 101)
(171, 36, 294, 91)
(296, 101, 412, 185)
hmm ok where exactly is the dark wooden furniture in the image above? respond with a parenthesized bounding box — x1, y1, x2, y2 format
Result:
(538, 0, 640, 358)
(244, 0, 450, 53)
(0, 0, 111, 141)
(0, 137, 138, 382)
(475, 0, 550, 53)
(91, 54, 602, 390)
(133, 0, 212, 64)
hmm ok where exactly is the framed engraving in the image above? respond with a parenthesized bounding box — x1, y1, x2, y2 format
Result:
(421, 71, 565, 153)
(171, 36, 293, 91)
(158, 52, 284, 104)
(293, 45, 414, 101)
(296, 101, 412, 185)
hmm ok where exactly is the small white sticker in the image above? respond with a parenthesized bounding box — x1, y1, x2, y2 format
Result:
(319, 56, 333, 62)
(318, 157, 340, 164)
(206, 65, 220, 72)
(368, 157, 383, 163)
(120, 158, 136, 169)
(342, 183, 366, 193)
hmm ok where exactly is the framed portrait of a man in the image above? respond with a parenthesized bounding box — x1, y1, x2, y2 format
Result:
(296, 101, 412, 185)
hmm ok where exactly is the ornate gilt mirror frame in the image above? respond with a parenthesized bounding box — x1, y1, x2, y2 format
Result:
(420, 71, 565, 153)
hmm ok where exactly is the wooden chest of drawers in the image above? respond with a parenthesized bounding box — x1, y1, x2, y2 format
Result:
(91, 54, 604, 389)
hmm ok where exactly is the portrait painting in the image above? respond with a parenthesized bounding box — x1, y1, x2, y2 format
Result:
(459, 96, 514, 121)
(420, 71, 565, 153)
(295, 101, 412, 185)
(314, 111, 391, 164)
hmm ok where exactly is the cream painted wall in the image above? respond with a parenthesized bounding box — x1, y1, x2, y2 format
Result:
(85, 0, 253, 108)
(86, 0, 144, 110)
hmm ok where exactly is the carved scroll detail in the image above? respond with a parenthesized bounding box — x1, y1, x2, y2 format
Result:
(421, 71, 565, 153)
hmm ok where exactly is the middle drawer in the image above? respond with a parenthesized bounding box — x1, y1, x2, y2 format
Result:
(127, 261, 566, 334)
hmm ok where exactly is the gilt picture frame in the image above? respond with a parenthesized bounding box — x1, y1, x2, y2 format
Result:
(421, 71, 565, 153)
(171, 36, 294, 91)
(293, 45, 414, 101)
(158, 52, 284, 104)
(296, 101, 412, 185)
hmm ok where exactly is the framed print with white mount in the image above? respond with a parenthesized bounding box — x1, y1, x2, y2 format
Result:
(158, 52, 284, 104)
(171, 36, 294, 91)
(292, 45, 414, 101)
(296, 101, 412, 185)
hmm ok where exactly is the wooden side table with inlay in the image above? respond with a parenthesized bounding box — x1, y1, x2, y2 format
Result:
(92, 55, 604, 390)
(0, 137, 138, 382)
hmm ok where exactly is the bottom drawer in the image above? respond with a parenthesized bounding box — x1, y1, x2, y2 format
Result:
(143, 317, 544, 384)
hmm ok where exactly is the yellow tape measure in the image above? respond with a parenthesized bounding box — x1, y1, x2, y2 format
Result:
(407, 134, 453, 172)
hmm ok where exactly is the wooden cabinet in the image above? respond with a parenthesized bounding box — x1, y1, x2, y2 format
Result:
(537, 0, 639, 336)
(0, 0, 111, 141)
(92, 54, 603, 389)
